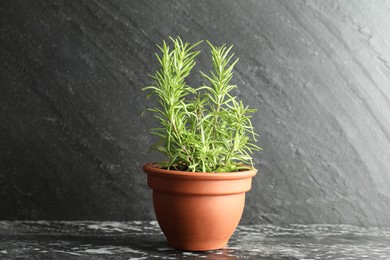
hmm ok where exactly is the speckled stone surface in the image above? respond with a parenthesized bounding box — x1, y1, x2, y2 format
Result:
(1, 221, 390, 259)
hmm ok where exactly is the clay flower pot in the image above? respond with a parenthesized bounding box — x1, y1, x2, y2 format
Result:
(143, 162, 257, 251)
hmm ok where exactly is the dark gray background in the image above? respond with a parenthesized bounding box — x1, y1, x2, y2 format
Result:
(1, 0, 390, 226)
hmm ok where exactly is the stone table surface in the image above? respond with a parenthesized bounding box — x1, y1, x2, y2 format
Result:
(0, 221, 390, 259)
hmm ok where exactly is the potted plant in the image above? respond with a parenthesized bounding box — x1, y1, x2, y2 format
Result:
(143, 37, 261, 251)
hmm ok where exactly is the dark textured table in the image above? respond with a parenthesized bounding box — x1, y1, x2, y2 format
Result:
(1, 221, 390, 259)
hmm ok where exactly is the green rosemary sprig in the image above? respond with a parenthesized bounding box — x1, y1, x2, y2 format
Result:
(143, 37, 261, 172)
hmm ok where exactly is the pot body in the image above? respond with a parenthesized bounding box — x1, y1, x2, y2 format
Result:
(143, 162, 257, 251)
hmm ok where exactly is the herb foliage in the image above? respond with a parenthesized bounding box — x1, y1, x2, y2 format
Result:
(143, 37, 261, 172)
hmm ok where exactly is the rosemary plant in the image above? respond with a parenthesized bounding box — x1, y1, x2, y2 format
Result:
(143, 37, 261, 172)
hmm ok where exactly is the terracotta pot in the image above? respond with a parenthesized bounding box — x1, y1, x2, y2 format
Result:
(143, 162, 257, 251)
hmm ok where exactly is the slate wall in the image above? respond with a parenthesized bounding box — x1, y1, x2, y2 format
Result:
(1, 0, 390, 226)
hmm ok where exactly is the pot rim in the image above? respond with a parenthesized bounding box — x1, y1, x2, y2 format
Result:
(143, 162, 257, 180)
